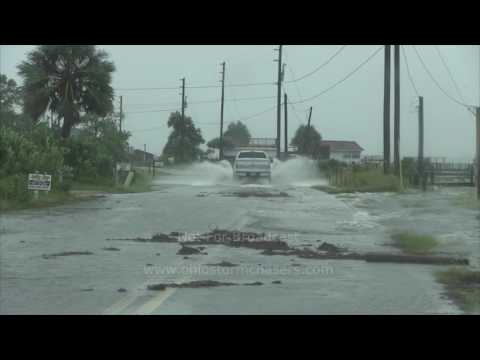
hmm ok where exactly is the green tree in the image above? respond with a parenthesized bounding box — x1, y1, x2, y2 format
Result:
(63, 115, 130, 180)
(291, 124, 322, 158)
(223, 121, 251, 146)
(0, 74, 22, 111)
(17, 45, 115, 138)
(0, 74, 31, 132)
(163, 111, 205, 164)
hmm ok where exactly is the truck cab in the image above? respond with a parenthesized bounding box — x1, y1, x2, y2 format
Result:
(233, 150, 272, 182)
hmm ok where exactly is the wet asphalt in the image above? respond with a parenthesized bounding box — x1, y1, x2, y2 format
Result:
(0, 161, 478, 314)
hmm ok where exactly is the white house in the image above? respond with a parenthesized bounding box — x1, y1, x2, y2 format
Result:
(319, 140, 364, 164)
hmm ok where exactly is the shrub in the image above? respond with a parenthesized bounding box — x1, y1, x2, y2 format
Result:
(0, 174, 31, 202)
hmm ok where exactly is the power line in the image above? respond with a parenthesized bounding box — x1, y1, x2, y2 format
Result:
(285, 45, 348, 83)
(128, 121, 218, 133)
(286, 65, 305, 103)
(226, 86, 241, 120)
(234, 104, 278, 123)
(116, 81, 275, 92)
(120, 95, 276, 109)
(434, 45, 466, 103)
(126, 109, 178, 114)
(281, 80, 304, 125)
(401, 45, 420, 97)
(290, 45, 384, 105)
(412, 45, 473, 112)
(288, 99, 305, 125)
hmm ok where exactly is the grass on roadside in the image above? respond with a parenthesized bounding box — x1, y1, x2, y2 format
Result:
(127, 169, 154, 193)
(71, 169, 154, 194)
(0, 191, 78, 212)
(315, 168, 401, 194)
(391, 232, 439, 255)
(1, 170, 155, 212)
(435, 268, 480, 314)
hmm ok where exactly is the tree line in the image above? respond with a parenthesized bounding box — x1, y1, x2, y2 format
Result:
(1, 44, 325, 207)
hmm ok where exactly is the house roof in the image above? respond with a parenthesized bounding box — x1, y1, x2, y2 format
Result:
(320, 140, 364, 152)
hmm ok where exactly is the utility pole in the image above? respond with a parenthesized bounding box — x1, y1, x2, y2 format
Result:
(219, 62, 226, 161)
(180, 78, 186, 162)
(476, 107, 480, 199)
(144, 144, 147, 162)
(383, 45, 391, 174)
(181, 78, 186, 122)
(418, 96, 425, 191)
(119, 95, 123, 132)
(393, 45, 401, 177)
(275, 45, 283, 159)
(306, 107, 312, 157)
(284, 93, 288, 160)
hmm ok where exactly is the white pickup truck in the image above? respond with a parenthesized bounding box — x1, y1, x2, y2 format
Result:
(233, 150, 272, 181)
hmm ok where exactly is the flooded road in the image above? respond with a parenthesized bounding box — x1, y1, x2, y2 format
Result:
(1, 159, 478, 314)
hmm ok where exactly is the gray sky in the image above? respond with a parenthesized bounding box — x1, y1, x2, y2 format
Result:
(1, 45, 478, 161)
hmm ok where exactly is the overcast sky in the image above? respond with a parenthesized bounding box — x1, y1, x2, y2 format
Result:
(1, 45, 478, 160)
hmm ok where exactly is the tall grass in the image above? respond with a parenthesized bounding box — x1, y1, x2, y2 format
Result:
(391, 232, 439, 254)
(326, 167, 401, 193)
(435, 268, 480, 314)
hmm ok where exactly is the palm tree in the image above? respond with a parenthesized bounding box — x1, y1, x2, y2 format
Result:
(18, 45, 115, 138)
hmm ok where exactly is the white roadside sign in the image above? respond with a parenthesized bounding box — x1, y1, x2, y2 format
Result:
(28, 173, 52, 191)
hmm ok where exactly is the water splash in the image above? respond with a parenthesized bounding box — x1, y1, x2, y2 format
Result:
(153, 157, 326, 187)
(153, 160, 233, 186)
(271, 157, 326, 187)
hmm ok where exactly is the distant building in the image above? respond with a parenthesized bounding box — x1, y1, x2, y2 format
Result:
(130, 149, 155, 164)
(223, 138, 278, 163)
(318, 140, 364, 163)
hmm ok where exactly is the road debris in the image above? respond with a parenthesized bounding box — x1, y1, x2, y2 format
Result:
(147, 280, 268, 290)
(272, 280, 282, 284)
(102, 247, 120, 251)
(206, 261, 239, 267)
(148, 280, 236, 290)
(107, 233, 177, 243)
(317, 242, 345, 253)
(42, 251, 94, 259)
(364, 253, 469, 265)
(182, 229, 290, 251)
(106, 228, 468, 267)
(177, 245, 204, 255)
(220, 190, 290, 198)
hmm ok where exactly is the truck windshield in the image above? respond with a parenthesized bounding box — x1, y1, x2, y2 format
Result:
(238, 152, 267, 159)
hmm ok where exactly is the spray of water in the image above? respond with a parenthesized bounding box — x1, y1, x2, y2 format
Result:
(153, 160, 234, 186)
(154, 157, 326, 187)
(271, 156, 327, 187)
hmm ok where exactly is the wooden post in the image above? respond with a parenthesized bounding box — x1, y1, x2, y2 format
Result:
(418, 96, 425, 191)
(219, 62, 225, 161)
(119, 95, 123, 132)
(393, 45, 401, 176)
(33, 170, 39, 200)
(383, 45, 391, 174)
(284, 93, 288, 160)
(476, 107, 480, 199)
(275, 45, 283, 160)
